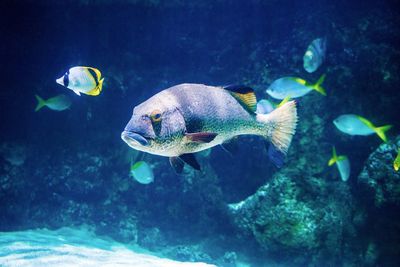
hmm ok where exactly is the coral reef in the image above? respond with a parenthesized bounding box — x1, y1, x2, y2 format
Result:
(358, 136, 400, 207)
(228, 169, 356, 265)
(356, 136, 400, 266)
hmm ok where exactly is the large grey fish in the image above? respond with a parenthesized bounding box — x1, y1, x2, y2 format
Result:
(121, 83, 297, 173)
(303, 37, 327, 73)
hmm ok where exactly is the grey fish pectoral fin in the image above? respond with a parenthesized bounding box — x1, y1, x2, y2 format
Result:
(185, 132, 217, 143)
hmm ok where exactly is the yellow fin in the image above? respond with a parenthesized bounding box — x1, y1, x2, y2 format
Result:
(232, 92, 257, 112)
(356, 115, 375, 129)
(35, 95, 47, 112)
(223, 85, 257, 113)
(394, 149, 400, 171)
(375, 125, 392, 143)
(312, 74, 326, 96)
(277, 96, 291, 108)
(357, 115, 392, 142)
(328, 146, 338, 166)
(293, 78, 306, 85)
(85, 78, 104, 96)
(86, 86, 101, 96)
(98, 77, 104, 92)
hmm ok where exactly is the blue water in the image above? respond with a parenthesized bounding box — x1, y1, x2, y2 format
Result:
(1, 1, 399, 266)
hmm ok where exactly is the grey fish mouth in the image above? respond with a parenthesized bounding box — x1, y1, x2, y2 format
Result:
(121, 131, 149, 146)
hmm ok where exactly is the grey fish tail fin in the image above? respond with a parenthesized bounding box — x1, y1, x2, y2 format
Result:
(257, 101, 297, 154)
(35, 95, 46, 112)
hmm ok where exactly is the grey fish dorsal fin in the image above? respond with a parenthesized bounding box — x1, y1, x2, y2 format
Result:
(222, 85, 257, 113)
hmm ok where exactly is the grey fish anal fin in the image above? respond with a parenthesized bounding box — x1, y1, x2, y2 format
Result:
(169, 157, 184, 174)
(186, 132, 217, 143)
(179, 153, 201, 171)
(223, 85, 257, 113)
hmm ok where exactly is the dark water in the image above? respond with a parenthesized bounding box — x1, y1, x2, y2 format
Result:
(1, 0, 400, 266)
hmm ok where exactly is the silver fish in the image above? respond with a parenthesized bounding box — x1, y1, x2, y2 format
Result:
(303, 38, 327, 73)
(121, 83, 297, 173)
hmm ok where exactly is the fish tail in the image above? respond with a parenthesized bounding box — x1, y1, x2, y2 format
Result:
(35, 95, 46, 112)
(276, 96, 291, 108)
(374, 124, 392, 142)
(98, 77, 104, 92)
(328, 146, 337, 166)
(394, 149, 400, 171)
(257, 100, 297, 154)
(312, 74, 326, 96)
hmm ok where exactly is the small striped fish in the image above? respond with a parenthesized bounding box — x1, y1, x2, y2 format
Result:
(56, 66, 104, 96)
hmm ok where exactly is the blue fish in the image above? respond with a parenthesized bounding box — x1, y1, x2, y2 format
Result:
(130, 161, 154, 184)
(303, 38, 327, 73)
(333, 114, 392, 142)
(34, 94, 71, 112)
(328, 147, 350, 182)
(266, 75, 326, 99)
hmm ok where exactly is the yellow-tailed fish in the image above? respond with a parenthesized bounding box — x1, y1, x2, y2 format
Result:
(35, 94, 71, 112)
(328, 146, 350, 182)
(333, 114, 392, 142)
(56, 66, 104, 96)
(303, 37, 327, 73)
(121, 83, 297, 173)
(266, 74, 326, 99)
(394, 148, 400, 171)
(130, 161, 154, 184)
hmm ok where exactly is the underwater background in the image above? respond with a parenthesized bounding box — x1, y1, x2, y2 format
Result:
(1, 0, 400, 266)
